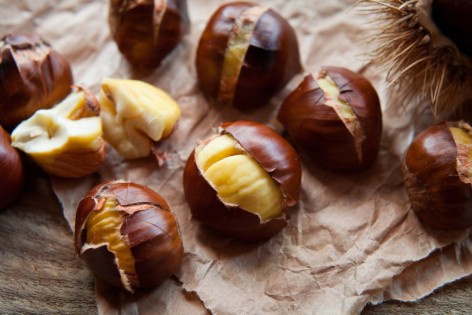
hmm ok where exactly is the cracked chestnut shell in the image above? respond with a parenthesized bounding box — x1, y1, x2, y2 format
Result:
(278, 66, 382, 171)
(402, 121, 472, 230)
(183, 120, 301, 241)
(0, 125, 24, 210)
(74, 181, 184, 292)
(196, 1, 302, 110)
(109, 0, 190, 68)
(0, 33, 73, 130)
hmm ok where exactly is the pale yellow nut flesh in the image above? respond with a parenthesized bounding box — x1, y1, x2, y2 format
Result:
(11, 90, 102, 165)
(315, 71, 363, 161)
(99, 78, 181, 159)
(195, 134, 283, 221)
(84, 198, 135, 293)
(449, 124, 472, 182)
(218, 5, 268, 104)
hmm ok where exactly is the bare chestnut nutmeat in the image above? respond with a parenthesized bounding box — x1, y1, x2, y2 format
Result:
(403, 121, 472, 230)
(109, 0, 190, 68)
(0, 33, 73, 130)
(278, 66, 382, 171)
(0, 125, 24, 210)
(196, 2, 302, 110)
(11, 86, 105, 178)
(74, 181, 184, 293)
(183, 120, 301, 241)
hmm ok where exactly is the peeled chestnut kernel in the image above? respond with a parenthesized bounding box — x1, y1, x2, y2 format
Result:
(11, 86, 105, 178)
(74, 181, 183, 293)
(403, 121, 472, 230)
(0, 33, 73, 130)
(0, 125, 24, 210)
(196, 2, 302, 110)
(99, 78, 181, 159)
(278, 66, 382, 171)
(109, 0, 190, 68)
(183, 120, 301, 241)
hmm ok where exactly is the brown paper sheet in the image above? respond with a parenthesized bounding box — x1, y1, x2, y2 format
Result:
(3, 0, 472, 314)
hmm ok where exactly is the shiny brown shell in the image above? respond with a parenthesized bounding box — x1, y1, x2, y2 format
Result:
(74, 181, 184, 291)
(278, 66, 382, 171)
(196, 1, 302, 110)
(183, 120, 301, 241)
(0, 125, 24, 210)
(402, 122, 472, 230)
(109, 0, 190, 68)
(0, 33, 73, 130)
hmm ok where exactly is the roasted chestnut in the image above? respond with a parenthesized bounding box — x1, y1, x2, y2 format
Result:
(402, 121, 472, 230)
(99, 78, 181, 159)
(0, 125, 24, 210)
(196, 1, 302, 110)
(0, 33, 73, 130)
(11, 86, 106, 178)
(183, 120, 301, 241)
(277, 66, 382, 171)
(109, 0, 190, 68)
(74, 181, 184, 293)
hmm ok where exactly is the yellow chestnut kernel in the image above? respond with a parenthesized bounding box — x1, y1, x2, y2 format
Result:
(99, 78, 181, 159)
(85, 198, 135, 287)
(449, 124, 472, 181)
(11, 89, 103, 165)
(195, 134, 283, 220)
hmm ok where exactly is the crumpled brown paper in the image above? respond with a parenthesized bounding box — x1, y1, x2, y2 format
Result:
(4, 0, 472, 314)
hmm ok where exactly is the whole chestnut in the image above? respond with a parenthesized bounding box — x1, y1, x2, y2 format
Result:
(74, 181, 184, 293)
(0, 33, 73, 130)
(277, 66, 382, 171)
(183, 120, 301, 241)
(402, 121, 472, 230)
(109, 0, 190, 68)
(196, 2, 302, 110)
(0, 125, 24, 210)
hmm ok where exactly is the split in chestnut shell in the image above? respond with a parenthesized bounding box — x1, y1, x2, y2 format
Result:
(196, 1, 302, 110)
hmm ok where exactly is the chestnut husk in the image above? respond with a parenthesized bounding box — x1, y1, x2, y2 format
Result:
(402, 122, 472, 230)
(196, 1, 302, 110)
(278, 66, 382, 171)
(109, 0, 190, 68)
(0, 125, 24, 210)
(183, 120, 301, 241)
(74, 181, 184, 291)
(0, 33, 73, 130)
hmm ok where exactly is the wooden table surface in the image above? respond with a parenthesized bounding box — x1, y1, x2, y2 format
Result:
(1, 168, 471, 314)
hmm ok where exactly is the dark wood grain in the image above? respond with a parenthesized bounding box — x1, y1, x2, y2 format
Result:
(0, 169, 96, 314)
(0, 169, 471, 314)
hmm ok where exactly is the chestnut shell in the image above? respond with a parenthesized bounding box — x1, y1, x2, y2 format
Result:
(278, 66, 382, 171)
(402, 122, 472, 230)
(0, 33, 73, 130)
(183, 120, 301, 241)
(196, 1, 302, 110)
(0, 125, 24, 210)
(74, 181, 184, 291)
(109, 0, 190, 68)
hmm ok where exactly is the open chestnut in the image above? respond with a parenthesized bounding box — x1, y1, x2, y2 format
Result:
(196, 1, 302, 110)
(74, 181, 184, 293)
(109, 0, 190, 68)
(403, 121, 472, 230)
(278, 66, 382, 171)
(183, 120, 301, 241)
(0, 33, 73, 130)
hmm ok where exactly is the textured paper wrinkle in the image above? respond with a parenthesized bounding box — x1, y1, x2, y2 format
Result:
(4, 0, 472, 314)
